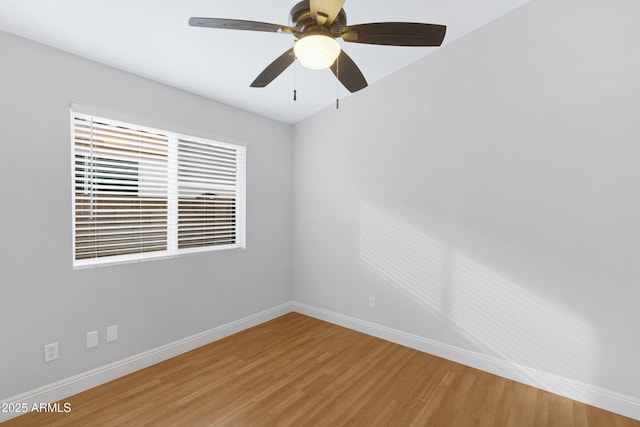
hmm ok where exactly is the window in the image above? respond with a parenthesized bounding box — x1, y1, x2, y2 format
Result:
(71, 111, 246, 268)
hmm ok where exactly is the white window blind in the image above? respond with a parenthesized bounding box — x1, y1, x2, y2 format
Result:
(72, 112, 245, 268)
(177, 138, 240, 249)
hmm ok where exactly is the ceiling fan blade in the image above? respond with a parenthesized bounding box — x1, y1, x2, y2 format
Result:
(250, 48, 296, 88)
(310, 0, 345, 25)
(342, 22, 446, 46)
(189, 17, 294, 34)
(330, 50, 368, 93)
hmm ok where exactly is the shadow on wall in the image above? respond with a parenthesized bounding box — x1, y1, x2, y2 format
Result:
(359, 201, 595, 390)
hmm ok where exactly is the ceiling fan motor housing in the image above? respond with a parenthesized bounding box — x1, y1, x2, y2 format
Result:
(289, 0, 347, 38)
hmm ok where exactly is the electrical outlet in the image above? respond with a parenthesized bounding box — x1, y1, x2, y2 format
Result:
(44, 342, 58, 362)
(369, 296, 376, 308)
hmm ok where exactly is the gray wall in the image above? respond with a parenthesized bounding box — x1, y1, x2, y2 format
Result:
(293, 0, 640, 398)
(0, 30, 292, 398)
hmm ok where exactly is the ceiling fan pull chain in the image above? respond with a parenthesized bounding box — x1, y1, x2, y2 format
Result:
(293, 57, 297, 101)
(336, 56, 340, 109)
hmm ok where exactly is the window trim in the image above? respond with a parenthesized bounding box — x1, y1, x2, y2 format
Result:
(70, 108, 246, 269)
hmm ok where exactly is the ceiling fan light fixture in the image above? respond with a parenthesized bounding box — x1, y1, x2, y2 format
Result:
(294, 34, 341, 70)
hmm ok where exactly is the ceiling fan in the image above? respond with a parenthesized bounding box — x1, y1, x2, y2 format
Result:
(189, 0, 446, 93)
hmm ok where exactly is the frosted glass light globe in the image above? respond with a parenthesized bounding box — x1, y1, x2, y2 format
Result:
(294, 35, 341, 70)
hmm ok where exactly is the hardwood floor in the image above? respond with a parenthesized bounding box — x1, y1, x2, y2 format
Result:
(4, 313, 639, 426)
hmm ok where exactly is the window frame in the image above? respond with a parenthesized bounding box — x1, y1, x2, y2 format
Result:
(70, 109, 246, 269)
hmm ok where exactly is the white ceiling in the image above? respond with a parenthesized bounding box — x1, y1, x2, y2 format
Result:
(0, 0, 530, 123)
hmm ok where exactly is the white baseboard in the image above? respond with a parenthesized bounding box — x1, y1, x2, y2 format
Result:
(0, 302, 293, 423)
(3, 301, 639, 423)
(293, 302, 640, 422)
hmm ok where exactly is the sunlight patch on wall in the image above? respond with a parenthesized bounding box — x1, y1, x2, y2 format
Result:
(450, 252, 595, 383)
(359, 202, 444, 314)
(358, 202, 596, 390)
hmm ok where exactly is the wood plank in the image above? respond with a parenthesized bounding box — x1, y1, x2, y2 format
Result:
(4, 313, 639, 426)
